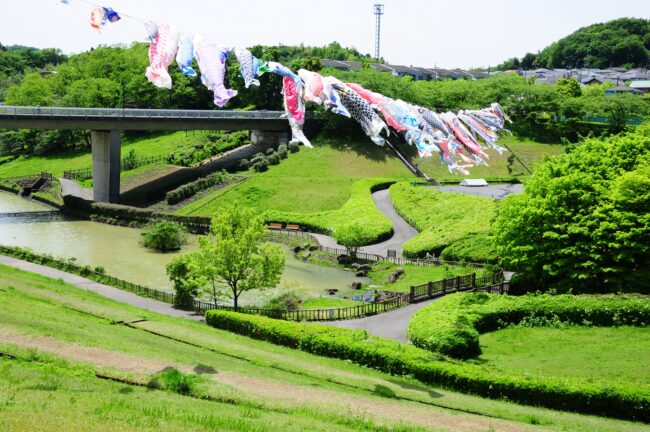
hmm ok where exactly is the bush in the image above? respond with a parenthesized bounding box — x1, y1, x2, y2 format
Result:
(252, 158, 269, 172)
(141, 221, 187, 252)
(206, 309, 650, 422)
(288, 142, 300, 152)
(165, 170, 231, 205)
(148, 368, 202, 395)
(277, 144, 288, 159)
(239, 158, 250, 169)
(267, 153, 280, 165)
(408, 292, 650, 359)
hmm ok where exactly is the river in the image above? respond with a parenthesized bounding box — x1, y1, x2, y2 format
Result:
(0, 191, 364, 305)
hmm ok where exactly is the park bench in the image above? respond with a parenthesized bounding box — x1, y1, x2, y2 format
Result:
(268, 223, 283, 230)
(286, 224, 300, 231)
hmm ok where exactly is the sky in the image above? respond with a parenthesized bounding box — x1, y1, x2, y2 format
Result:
(1, 0, 649, 69)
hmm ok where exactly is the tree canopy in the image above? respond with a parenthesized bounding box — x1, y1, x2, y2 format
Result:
(494, 123, 650, 294)
(497, 18, 650, 70)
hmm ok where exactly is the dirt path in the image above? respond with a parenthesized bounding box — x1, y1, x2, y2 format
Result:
(0, 328, 534, 432)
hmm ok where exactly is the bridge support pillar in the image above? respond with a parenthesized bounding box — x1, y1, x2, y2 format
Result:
(91, 130, 121, 203)
(250, 130, 289, 147)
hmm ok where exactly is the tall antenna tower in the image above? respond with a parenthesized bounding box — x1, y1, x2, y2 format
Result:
(374, 4, 384, 60)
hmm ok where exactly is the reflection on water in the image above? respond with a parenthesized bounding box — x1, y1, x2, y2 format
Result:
(0, 192, 363, 300)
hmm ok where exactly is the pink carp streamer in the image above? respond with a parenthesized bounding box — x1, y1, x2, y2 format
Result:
(145, 21, 179, 89)
(283, 77, 311, 148)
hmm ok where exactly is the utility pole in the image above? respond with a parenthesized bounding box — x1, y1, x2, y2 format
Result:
(374, 4, 384, 60)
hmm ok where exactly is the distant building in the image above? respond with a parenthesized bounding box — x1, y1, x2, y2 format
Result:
(629, 80, 650, 93)
(605, 85, 644, 96)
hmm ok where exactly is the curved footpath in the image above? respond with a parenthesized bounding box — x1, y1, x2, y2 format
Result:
(311, 188, 418, 258)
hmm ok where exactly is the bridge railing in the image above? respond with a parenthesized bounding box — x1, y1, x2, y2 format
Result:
(0, 106, 287, 120)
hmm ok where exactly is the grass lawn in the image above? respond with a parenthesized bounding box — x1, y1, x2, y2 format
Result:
(0, 131, 202, 178)
(178, 137, 412, 216)
(478, 326, 650, 386)
(366, 261, 489, 293)
(0, 265, 643, 431)
(302, 297, 362, 309)
(412, 135, 564, 182)
(79, 163, 181, 190)
(389, 182, 498, 259)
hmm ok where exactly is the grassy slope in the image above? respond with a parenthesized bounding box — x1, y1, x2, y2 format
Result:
(0, 265, 644, 432)
(389, 182, 498, 259)
(478, 326, 650, 386)
(0, 131, 202, 178)
(413, 135, 564, 182)
(178, 138, 412, 215)
(178, 138, 413, 242)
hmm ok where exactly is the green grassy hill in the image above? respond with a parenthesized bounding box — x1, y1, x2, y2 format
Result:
(0, 264, 643, 431)
(0, 131, 203, 178)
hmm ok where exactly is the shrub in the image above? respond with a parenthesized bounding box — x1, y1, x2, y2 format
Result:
(141, 221, 187, 252)
(148, 368, 202, 395)
(288, 142, 300, 152)
(252, 158, 269, 172)
(265, 147, 275, 156)
(206, 310, 650, 422)
(165, 170, 230, 205)
(239, 158, 250, 169)
(267, 153, 280, 165)
(408, 292, 650, 359)
(277, 144, 288, 159)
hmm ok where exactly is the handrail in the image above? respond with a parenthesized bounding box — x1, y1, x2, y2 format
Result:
(0, 106, 287, 120)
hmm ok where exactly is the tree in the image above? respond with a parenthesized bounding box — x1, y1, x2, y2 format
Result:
(494, 124, 650, 294)
(4, 72, 53, 106)
(335, 223, 370, 259)
(142, 221, 187, 252)
(166, 254, 200, 308)
(188, 206, 284, 308)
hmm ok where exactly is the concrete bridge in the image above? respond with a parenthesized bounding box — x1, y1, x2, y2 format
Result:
(0, 106, 292, 203)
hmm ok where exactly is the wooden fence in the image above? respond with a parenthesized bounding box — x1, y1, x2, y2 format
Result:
(268, 228, 487, 269)
(0, 245, 506, 323)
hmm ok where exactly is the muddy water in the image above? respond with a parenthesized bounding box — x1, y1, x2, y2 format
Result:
(0, 192, 363, 302)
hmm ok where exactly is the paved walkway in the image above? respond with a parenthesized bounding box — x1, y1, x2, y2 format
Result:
(0, 255, 205, 322)
(327, 298, 438, 343)
(59, 178, 93, 200)
(310, 188, 418, 258)
(435, 184, 523, 200)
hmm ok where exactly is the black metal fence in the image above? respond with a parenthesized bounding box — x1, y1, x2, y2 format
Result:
(63, 155, 168, 181)
(409, 271, 505, 303)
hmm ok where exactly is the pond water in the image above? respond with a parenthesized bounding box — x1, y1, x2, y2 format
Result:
(0, 191, 365, 305)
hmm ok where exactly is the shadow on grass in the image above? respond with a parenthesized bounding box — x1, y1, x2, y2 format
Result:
(386, 377, 443, 399)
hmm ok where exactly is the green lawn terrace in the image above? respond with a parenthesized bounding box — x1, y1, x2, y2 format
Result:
(412, 135, 565, 182)
(477, 325, 650, 387)
(0, 131, 207, 179)
(1, 264, 646, 432)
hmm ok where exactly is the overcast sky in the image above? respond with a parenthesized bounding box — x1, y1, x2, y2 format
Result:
(1, 0, 648, 69)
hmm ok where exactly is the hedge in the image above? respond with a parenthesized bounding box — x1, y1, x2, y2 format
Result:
(265, 178, 395, 244)
(206, 310, 650, 422)
(165, 170, 231, 205)
(389, 182, 497, 260)
(408, 292, 650, 359)
(64, 195, 210, 232)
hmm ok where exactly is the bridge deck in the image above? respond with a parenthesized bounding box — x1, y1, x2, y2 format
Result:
(0, 106, 292, 131)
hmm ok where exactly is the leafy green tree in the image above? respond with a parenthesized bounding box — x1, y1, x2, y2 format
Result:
(166, 254, 201, 308)
(495, 124, 650, 293)
(556, 78, 582, 97)
(4, 72, 53, 106)
(335, 223, 371, 259)
(142, 221, 187, 252)
(189, 206, 284, 308)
